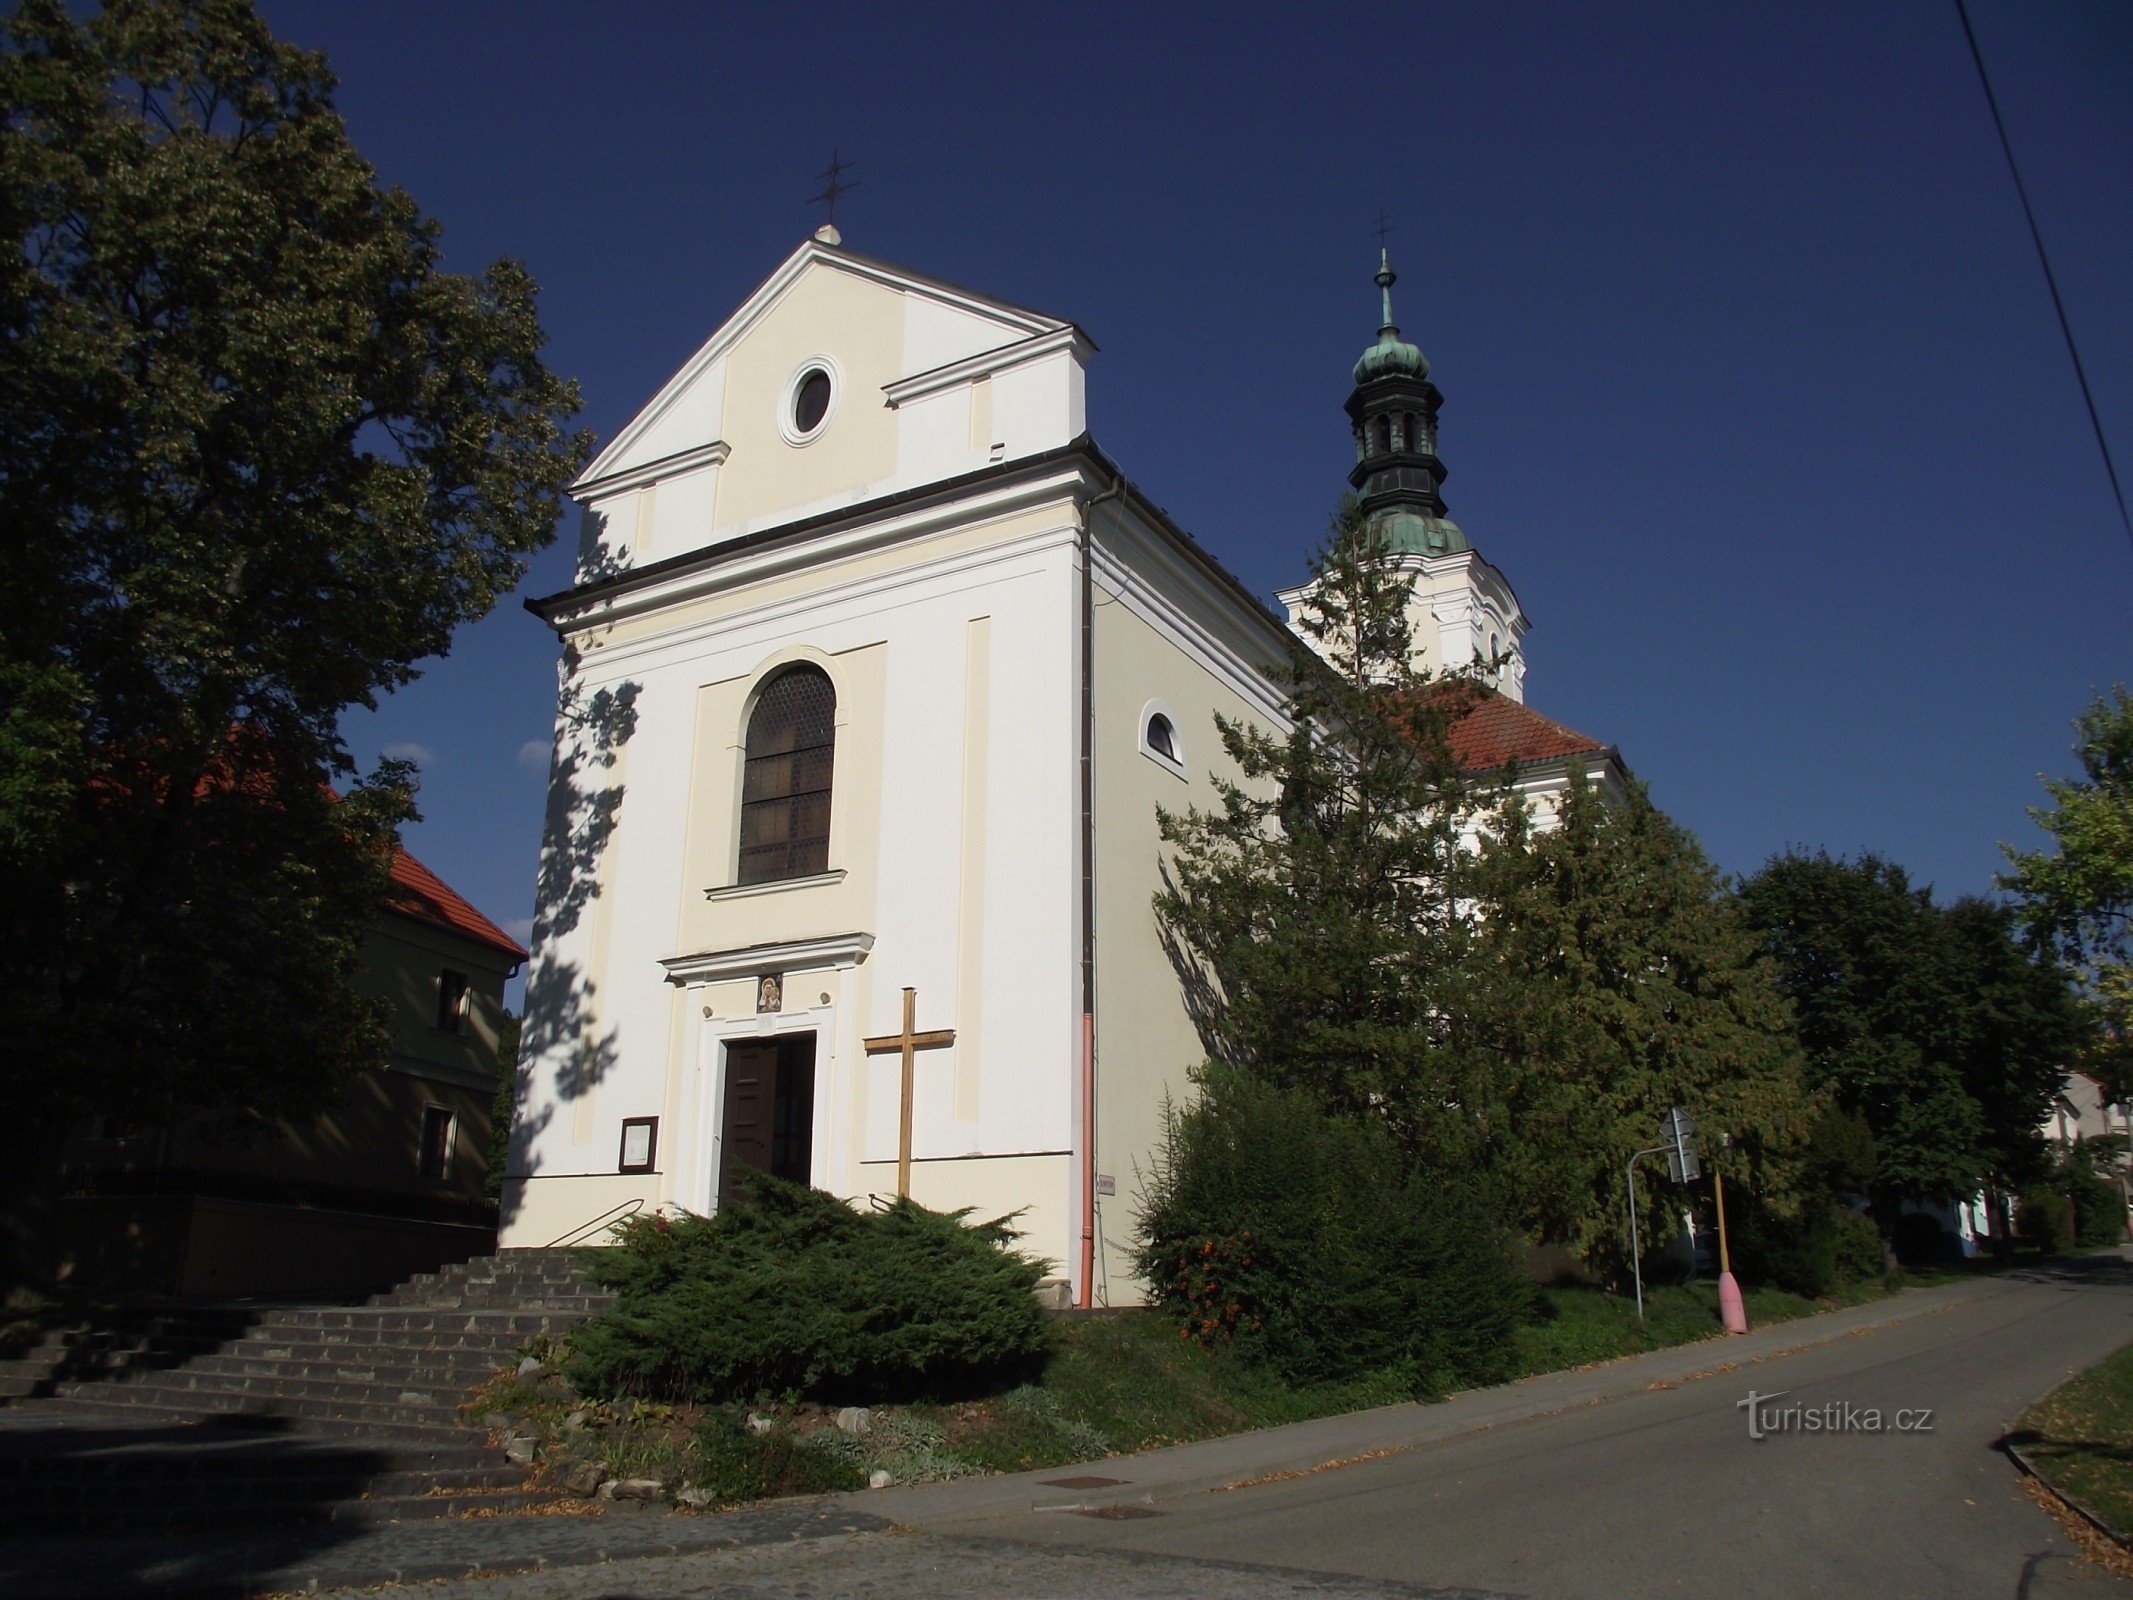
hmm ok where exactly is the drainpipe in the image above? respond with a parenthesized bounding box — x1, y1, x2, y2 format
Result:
(1078, 473, 1124, 1309)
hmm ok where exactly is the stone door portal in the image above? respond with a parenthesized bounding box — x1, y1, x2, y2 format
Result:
(719, 1033, 816, 1204)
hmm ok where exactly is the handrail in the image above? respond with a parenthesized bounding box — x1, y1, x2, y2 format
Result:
(543, 1197, 644, 1250)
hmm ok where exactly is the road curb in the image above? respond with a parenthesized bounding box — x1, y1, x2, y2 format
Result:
(871, 1272, 2022, 1526)
(2002, 1433, 2133, 1550)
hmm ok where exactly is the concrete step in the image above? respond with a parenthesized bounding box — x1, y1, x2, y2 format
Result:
(47, 1382, 468, 1431)
(0, 1483, 560, 1533)
(96, 1367, 476, 1412)
(0, 1248, 616, 1528)
(256, 1307, 584, 1335)
(233, 1326, 538, 1359)
(173, 1352, 513, 1389)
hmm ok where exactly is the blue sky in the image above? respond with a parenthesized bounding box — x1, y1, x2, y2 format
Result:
(277, 1, 2131, 990)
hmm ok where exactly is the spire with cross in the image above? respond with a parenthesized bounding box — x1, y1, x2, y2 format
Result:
(808, 151, 858, 244)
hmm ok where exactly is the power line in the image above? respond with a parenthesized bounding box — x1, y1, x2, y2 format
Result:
(1954, 0, 2132, 555)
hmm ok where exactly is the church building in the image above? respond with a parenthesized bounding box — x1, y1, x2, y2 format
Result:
(499, 229, 1625, 1303)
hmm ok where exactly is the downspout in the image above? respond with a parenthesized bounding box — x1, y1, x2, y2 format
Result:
(1078, 474, 1124, 1309)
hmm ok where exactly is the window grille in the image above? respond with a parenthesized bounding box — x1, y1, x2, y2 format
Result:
(738, 667, 837, 885)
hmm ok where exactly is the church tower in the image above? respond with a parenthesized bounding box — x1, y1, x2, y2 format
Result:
(1282, 248, 1530, 702)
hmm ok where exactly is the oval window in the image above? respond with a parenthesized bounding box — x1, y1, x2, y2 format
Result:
(792, 368, 832, 435)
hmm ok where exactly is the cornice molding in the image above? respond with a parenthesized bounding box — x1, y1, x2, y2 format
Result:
(702, 869, 846, 903)
(536, 450, 1106, 636)
(659, 931, 875, 986)
(883, 327, 1094, 409)
(572, 440, 730, 502)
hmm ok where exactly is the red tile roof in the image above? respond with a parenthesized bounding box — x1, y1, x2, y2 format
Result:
(1441, 688, 1611, 772)
(385, 848, 528, 962)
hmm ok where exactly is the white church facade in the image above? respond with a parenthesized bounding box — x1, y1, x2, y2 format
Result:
(499, 231, 1624, 1304)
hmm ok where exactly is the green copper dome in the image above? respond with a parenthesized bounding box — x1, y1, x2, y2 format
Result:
(1354, 327, 1428, 385)
(1373, 507, 1468, 556)
(1352, 246, 1428, 384)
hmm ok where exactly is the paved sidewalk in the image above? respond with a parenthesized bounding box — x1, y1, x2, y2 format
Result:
(869, 1267, 2018, 1526)
(0, 1495, 888, 1600)
(0, 1269, 2019, 1599)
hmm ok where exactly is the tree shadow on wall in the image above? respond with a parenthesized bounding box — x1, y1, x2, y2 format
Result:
(1154, 859, 1243, 1077)
(497, 646, 638, 1240)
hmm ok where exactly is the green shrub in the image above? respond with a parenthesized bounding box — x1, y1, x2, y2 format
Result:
(1736, 1202, 1882, 1296)
(565, 1173, 1050, 1403)
(1830, 1209, 1887, 1283)
(2020, 1188, 2074, 1254)
(1134, 1072, 1529, 1395)
(687, 1411, 866, 1504)
(2066, 1144, 2128, 1249)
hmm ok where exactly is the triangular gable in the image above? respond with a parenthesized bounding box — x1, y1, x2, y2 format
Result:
(576, 238, 1071, 494)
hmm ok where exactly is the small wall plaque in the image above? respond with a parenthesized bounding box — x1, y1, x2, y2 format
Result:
(619, 1116, 658, 1174)
(1095, 1173, 1116, 1197)
(757, 972, 783, 1014)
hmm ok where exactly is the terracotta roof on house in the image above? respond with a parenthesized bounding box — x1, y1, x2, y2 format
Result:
(1443, 689, 1611, 773)
(385, 848, 528, 963)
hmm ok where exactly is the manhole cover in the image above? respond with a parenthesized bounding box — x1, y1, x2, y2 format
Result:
(1073, 1503, 1161, 1519)
(1043, 1475, 1129, 1490)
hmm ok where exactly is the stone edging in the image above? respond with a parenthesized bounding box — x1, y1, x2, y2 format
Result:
(2002, 1432, 2133, 1549)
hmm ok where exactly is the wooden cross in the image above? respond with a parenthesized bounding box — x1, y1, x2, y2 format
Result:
(863, 986, 954, 1199)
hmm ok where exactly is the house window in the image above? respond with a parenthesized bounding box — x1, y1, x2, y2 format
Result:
(436, 969, 469, 1033)
(418, 1105, 455, 1181)
(739, 666, 837, 885)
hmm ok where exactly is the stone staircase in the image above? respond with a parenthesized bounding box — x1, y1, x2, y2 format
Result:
(0, 1249, 614, 1530)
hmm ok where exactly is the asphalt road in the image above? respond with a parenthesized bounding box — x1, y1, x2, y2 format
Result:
(930, 1255, 2133, 1599)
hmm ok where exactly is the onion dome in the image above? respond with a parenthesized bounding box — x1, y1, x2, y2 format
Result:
(1352, 248, 1429, 384)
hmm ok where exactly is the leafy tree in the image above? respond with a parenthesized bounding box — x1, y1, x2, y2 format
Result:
(0, 1, 586, 1142)
(1738, 852, 2079, 1222)
(1465, 772, 1815, 1259)
(1155, 500, 1495, 1166)
(2003, 688, 2133, 1098)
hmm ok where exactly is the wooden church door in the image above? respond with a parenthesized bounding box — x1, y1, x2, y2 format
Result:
(719, 1034, 816, 1204)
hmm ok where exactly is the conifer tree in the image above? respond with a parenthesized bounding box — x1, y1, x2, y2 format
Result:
(1465, 772, 1814, 1256)
(1155, 500, 1495, 1167)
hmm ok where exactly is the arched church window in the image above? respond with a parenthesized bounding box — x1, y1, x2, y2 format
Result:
(1403, 412, 1418, 452)
(738, 666, 837, 885)
(1140, 703, 1186, 776)
(1145, 714, 1179, 763)
(1374, 415, 1392, 455)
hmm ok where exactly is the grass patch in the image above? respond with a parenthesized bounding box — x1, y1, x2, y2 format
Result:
(2014, 1341, 2133, 1537)
(1509, 1276, 1891, 1377)
(489, 1253, 2021, 1505)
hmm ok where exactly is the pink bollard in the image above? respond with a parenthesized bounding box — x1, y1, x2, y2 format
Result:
(1718, 1270, 1749, 1334)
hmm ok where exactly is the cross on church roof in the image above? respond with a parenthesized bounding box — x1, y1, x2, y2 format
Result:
(1374, 210, 1393, 252)
(808, 151, 859, 233)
